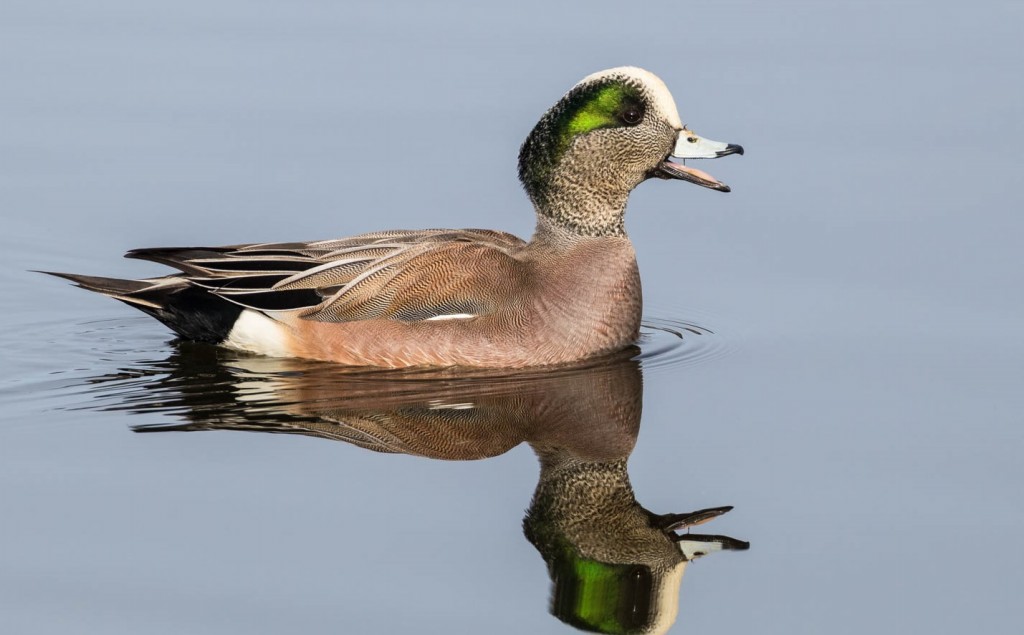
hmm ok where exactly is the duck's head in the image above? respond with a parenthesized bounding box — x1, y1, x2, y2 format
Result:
(519, 67, 742, 237)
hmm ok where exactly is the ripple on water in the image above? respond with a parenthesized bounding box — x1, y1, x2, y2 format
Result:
(1, 310, 736, 420)
(637, 314, 735, 373)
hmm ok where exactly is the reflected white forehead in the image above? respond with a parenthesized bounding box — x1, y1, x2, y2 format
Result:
(580, 66, 683, 129)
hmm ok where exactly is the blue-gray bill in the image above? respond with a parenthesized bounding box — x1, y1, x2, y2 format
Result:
(651, 130, 743, 192)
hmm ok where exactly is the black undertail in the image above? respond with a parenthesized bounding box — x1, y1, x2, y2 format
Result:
(133, 284, 244, 343)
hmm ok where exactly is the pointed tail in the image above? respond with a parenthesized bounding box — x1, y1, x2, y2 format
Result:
(38, 271, 242, 343)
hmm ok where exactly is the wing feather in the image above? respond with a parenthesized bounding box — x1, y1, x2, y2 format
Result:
(129, 229, 528, 320)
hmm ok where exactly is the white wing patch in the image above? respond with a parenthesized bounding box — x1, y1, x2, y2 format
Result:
(424, 313, 477, 321)
(427, 400, 475, 410)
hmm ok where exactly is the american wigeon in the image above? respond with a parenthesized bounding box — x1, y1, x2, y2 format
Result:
(45, 67, 742, 367)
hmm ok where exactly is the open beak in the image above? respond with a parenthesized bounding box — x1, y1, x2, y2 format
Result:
(651, 129, 743, 192)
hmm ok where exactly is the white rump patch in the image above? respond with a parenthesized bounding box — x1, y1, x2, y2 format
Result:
(424, 313, 476, 321)
(224, 310, 291, 358)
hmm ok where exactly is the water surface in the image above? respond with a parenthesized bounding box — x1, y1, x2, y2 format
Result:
(2, 2, 1022, 634)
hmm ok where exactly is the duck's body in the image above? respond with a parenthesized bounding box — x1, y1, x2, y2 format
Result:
(279, 229, 640, 367)
(46, 67, 740, 368)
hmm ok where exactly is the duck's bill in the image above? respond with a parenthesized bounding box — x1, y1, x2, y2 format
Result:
(657, 505, 735, 531)
(651, 130, 744, 192)
(672, 132, 744, 160)
(653, 159, 733, 192)
(674, 533, 751, 560)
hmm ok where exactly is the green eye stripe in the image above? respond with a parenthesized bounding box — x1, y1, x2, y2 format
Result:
(567, 85, 628, 137)
(558, 83, 640, 152)
(517, 78, 644, 203)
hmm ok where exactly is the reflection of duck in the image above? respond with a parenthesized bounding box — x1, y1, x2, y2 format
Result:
(45, 67, 741, 368)
(526, 449, 747, 634)
(89, 345, 747, 633)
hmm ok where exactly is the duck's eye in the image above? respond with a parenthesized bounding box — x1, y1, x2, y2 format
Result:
(620, 107, 643, 126)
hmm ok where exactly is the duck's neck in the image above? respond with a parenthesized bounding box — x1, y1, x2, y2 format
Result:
(531, 181, 630, 239)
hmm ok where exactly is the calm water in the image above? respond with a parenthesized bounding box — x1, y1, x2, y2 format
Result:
(2, 2, 1023, 634)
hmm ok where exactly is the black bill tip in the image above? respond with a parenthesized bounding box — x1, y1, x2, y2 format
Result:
(716, 143, 744, 157)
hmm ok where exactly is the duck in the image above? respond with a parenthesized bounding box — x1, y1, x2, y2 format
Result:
(44, 67, 742, 368)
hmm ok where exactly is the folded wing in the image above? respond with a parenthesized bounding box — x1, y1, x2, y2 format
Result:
(126, 229, 528, 323)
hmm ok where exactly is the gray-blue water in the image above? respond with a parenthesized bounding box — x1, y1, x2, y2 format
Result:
(2, 1, 1022, 633)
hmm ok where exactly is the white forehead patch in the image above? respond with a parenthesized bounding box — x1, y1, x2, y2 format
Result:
(579, 66, 683, 129)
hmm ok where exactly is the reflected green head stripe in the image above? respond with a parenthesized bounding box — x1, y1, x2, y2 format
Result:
(548, 554, 655, 633)
(574, 559, 632, 632)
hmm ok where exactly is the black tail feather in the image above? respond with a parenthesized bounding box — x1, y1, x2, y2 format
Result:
(40, 271, 243, 343)
(124, 247, 236, 275)
(36, 271, 155, 295)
